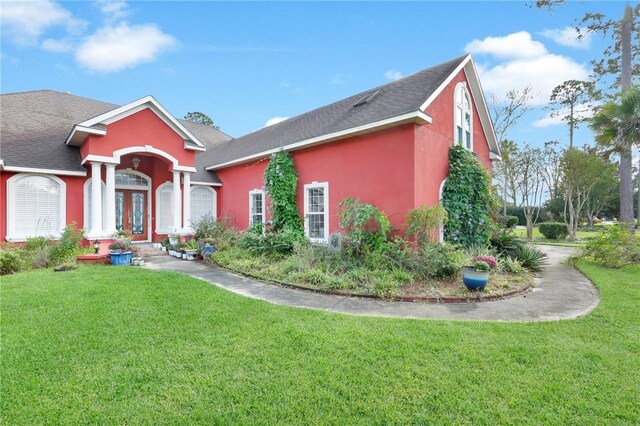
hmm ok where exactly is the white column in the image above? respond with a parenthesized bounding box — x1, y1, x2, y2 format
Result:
(172, 170, 182, 232)
(90, 162, 103, 238)
(182, 171, 191, 232)
(104, 163, 116, 235)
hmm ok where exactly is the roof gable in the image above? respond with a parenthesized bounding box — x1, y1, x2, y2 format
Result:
(66, 95, 207, 151)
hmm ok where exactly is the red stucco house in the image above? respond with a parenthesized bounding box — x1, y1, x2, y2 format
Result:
(0, 54, 499, 247)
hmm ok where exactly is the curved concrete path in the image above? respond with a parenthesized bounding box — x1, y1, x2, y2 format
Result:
(144, 246, 599, 322)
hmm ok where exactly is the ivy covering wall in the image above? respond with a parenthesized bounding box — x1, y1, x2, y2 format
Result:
(263, 150, 303, 235)
(442, 145, 492, 247)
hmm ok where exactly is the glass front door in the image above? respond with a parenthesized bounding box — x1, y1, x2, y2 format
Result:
(115, 190, 147, 241)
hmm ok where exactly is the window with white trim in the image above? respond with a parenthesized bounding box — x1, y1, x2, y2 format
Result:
(155, 183, 173, 233)
(249, 189, 266, 226)
(115, 171, 149, 188)
(191, 186, 216, 226)
(455, 84, 472, 150)
(83, 179, 106, 230)
(303, 182, 329, 243)
(7, 174, 66, 239)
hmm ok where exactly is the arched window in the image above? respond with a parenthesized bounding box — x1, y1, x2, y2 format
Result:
(83, 179, 107, 231)
(190, 186, 217, 226)
(455, 83, 472, 150)
(155, 183, 174, 233)
(7, 174, 66, 240)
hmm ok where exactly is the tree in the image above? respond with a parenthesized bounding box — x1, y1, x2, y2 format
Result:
(184, 111, 219, 128)
(589, 86, 640, 229)
(488, 87, 534, 143)
(541, 140, 563, 199)
(548, 80, 597, 147)
(560, 148, 603, 241)
(585, 158, 618, 228)
(513, 144, 546, 238)
(493, 140, 519, 215)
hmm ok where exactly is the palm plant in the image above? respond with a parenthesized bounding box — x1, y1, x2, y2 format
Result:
(589, 86, 640, 230)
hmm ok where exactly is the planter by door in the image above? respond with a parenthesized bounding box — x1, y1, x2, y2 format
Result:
(115, 190, 147, 241)
(461, 267, 490, 291)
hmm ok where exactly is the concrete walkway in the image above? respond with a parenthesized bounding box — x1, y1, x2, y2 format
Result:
(143, 246, 600, 322)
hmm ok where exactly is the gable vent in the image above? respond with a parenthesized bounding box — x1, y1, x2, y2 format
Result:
(353, 90, 381, 107)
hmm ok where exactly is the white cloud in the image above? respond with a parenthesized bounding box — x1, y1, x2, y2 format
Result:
(468, 31, 590, 106)
(264, 117, 288, 127)
(540, 26, 592, 49)
(96, 0, 129, 21)
(0, 0, 87, 44)
(465, 31, 548, 59)
(41, 38, 74, 53)
(75, 22, 176, 73)
(532, 103, 596, 128)
(384, 70, 404, 81)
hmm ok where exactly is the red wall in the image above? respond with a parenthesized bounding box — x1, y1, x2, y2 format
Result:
(80, 108, 195, 168)
(1, 171, 84, 241)
(215, 124, 416, 232)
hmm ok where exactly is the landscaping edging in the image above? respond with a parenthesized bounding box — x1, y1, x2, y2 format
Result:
(212, 262, 533, 304)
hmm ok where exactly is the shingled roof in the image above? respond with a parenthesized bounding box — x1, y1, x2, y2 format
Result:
(200, 54, 471, 170)
(0, 90, 230, 183)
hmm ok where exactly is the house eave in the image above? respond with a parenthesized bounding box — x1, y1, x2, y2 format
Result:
(206, 110, 433, 171)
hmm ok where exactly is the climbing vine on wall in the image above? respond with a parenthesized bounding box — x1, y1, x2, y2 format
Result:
(442, 145, 492, 247)
(264, 150, 303, 235)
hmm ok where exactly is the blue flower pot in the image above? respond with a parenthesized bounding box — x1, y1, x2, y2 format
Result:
(462, 266, 489, 291)
(109, 251, 133, 266)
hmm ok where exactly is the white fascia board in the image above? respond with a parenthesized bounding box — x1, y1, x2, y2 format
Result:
(185, 141, 206, 152)
(173, 165, 198, 173)
(419, 54, 471, 111)
(0, 159, 4, 171)
(206, 110, 432, 170)
(463, 59, 500, 156)
(191, 181, 222, 187)
(81, 154, 119, 165)
(75, 95, 207, 149)
(3, 166, 87, 176)
(65, 124, 107, 146)
(490, 151, 502, 161)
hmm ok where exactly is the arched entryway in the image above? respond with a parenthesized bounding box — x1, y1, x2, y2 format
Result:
(114, 170, 151, 241)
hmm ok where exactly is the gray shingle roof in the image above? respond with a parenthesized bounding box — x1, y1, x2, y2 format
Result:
(0, 90, 230, 183)
(201, 55, 468, 169)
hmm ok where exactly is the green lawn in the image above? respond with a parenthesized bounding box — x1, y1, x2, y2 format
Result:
(512, 226, 599, 246)
(2, 263, 639, 424)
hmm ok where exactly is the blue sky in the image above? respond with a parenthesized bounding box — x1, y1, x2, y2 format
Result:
(0, 1, 631, 147)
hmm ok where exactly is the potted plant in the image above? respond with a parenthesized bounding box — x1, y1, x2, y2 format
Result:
(168, 233, 179, 246)
(184, 239, 199, 260)
(200, 238, 216, 260)
(461, 256, 497, 291)
(108, 240, 133, 266)
(176, 242, 189, 259)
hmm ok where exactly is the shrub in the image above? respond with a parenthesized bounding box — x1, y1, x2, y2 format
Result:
(338, 198, 392, 255)
(194, 215, 241, 251)
(405, 205, 448, 246)
(0, 250, 22, 275)
(582, 225, 640, 268)
(50, 223, 84, 264)
(474, 255, 497, 269)
(490, 231, 526, 257)
(386, 242, 459, 280)
(25, 236, 54, 252)
(538, 222, 569, 240)
(442, 145, 492, 247)
(242, 225, 306, 256)
(511, 244, 548, 272)
(498, 215, 519, 229)
(500, 256, 523, 273)
(30, 245, 52, 269)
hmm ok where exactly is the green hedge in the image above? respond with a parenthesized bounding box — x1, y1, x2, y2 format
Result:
(538, 222, 569, 240)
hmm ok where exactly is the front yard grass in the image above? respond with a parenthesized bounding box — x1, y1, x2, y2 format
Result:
(2, 263, 639, 424)
(513, 226, 601, 246)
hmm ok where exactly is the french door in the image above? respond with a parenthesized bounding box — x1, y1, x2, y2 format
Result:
(115, 190, 147, 241)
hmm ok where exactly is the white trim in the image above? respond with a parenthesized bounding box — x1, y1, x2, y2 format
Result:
(114, 169, 152, 241)
(303, 181, 329, 244)
(207, 110, 432, 170)
(420, 54, 472, 111)
(191, 181, 222, 187)
(453, 82, 473, 151)
(418, 54, 500, 156)
(190, 186, 217, 226)
(155, 182, 174, 234)
(438, 178, 447, 243)
(2, 165, 86, 176)
(248, 189, 266, 226)
(0, 159, 5, 171)
(83, 178, 107, 232)
(65, 124, 106, 146)
(68, 95, 206, 149)
(82, 146, 197, 173)
(6, 173, 67, 241)
(490, 151, 502, 161)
